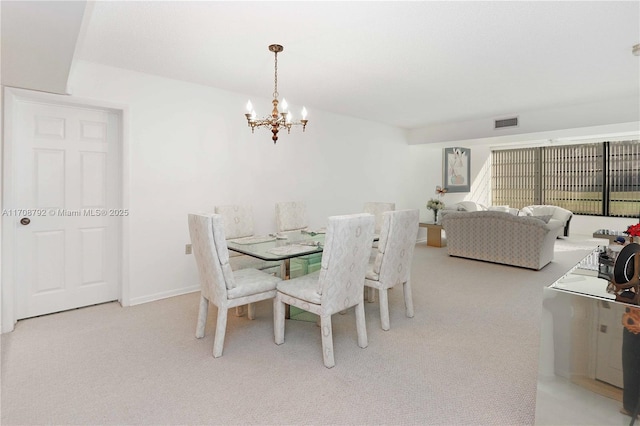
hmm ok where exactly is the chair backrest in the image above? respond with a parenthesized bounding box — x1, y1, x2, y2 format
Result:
(188, 213, 237, 304)
(372, 209, 419, 286)
(363, 202, 395, 233)
(214, 205, 255, 239)
(275, 201, 308, 232)
(317, 213, 375, 314)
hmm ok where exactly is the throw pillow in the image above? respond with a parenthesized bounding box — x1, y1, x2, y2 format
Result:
(488, 205, 510, 213)
(530, 206, 555, 217)
(533, 214, 553, 223)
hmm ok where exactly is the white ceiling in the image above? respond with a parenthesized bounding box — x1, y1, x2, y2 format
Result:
(8, 1, 640, 131)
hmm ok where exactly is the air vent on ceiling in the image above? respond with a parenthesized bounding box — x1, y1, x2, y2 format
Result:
(494, 116, 519, 129)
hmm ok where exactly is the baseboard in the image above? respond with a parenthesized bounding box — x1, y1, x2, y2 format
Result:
(129, 285, 200, 306)
(571, 376, 622, 403)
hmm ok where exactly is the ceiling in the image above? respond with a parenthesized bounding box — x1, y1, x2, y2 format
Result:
(6, 1, 640, 131)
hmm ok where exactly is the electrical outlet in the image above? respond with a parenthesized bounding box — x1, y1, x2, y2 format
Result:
(185, 244, 192, 255)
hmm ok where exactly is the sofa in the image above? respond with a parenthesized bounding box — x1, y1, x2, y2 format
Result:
(441, 202, 570, 238)
(521, 205, 573, 237)
(441, 211, 558, 270)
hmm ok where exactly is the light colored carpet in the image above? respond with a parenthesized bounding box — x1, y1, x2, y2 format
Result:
(1, 237, 597, 425)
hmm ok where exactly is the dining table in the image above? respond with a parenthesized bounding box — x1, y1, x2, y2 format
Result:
(227, 229, 378, 320)
(226, 229, 326, 280)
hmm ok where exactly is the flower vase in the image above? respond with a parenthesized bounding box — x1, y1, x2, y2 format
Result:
(434, 210, 439, 224)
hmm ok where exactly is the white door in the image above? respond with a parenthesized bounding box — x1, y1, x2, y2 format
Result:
(10, 98, 121, 319)
(595, 300, 625, 388)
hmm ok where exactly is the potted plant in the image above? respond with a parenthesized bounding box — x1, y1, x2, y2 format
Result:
(624, 223, 640, 244)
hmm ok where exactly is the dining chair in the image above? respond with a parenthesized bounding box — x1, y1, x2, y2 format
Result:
(363, 202, 396, 234)
(363, 202, 395, 252)
(275, 201, 309, 233)
(274, 213, 375, 368)
(365, 209, 419, 331)
(215, 204, 281, 275)
(188, 213, 281, 357)
(275, 201, 319, 278)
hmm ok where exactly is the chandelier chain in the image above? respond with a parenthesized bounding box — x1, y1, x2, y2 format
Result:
(273, 51, 279, 99)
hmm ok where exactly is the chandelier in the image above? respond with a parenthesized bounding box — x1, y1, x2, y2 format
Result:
(244, 44, 308, 144)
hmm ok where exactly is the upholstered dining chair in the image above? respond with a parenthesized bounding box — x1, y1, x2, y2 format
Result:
(274, 213, 375, 368)
(188, 213, 281, 357)
(363, 202, 396, 235)
(275, 201, 309, 233)
(275, 201, 319, 278)
(363, 202, 395, 252)
(365, 209, 419, 331)
(214, 204, 280, 275)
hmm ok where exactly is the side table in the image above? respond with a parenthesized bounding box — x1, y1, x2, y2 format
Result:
(592, 229, 632, 244)
(419, 222, 445, 247)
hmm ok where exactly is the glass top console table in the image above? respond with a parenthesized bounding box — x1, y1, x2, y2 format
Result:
(535, 246, 640, 425)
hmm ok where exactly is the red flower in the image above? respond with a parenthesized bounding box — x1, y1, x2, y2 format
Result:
(624, 223, 640, 238)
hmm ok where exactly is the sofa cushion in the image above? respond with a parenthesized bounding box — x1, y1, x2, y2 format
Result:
(488, 205, 519, 216)
(457, 201, 486, 212)
(533, 214, 552, 223)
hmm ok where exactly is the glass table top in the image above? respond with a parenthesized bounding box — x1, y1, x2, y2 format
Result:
(549, 245, 640, 306)
(226, 230, 325, 261)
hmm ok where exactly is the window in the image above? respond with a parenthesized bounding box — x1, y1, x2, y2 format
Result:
(491, 140, 640, 218)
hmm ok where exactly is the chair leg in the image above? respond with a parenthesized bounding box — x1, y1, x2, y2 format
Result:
(367, 286, 376, 303)
(320, 315, 335, 368)
(404, 280, 415, 318)
(235, 306, 245, 317)
(355, 301, 368, 349)
(196, 295, 208, 339)
(378, 288, 391, 331)
(274, 297, 285, 345)
(247, 303, 256, 320)
(212, 306, 228, 358)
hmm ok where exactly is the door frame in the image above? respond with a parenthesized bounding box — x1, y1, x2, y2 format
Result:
(1, 87, 130, 333)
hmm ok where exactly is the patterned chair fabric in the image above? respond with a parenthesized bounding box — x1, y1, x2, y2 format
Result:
(363, 201, 395, 251)
(188, 213, 281, 357)
(363, 202, 396, 233)
(365, 209, 419, 331)
(441, 211, 557, 270)
(275, 201, 309, 233)
(274, 213, 375, 368)
(214, 205, 255, 239)
(215, 204, 281, 275)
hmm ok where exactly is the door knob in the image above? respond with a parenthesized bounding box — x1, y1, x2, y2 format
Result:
(20, 217, 30, 226)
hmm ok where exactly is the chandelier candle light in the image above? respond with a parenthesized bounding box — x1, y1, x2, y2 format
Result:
(244, 44, 308, 144)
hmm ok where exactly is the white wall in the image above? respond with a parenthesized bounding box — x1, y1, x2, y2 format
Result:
(68, 61, 417, 304)
(407, 96, 640, 145)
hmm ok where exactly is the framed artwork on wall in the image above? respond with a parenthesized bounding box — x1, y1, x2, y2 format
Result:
(443, 147, 470, 193)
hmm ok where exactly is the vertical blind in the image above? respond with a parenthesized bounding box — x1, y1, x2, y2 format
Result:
(491, 140, 639, 218)
(541, 143, 603, 215)
(609, 140, 640, 217)
(491, 148, 537, 209)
